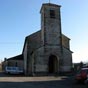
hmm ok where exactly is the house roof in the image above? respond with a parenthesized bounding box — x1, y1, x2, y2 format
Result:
(6, 54, 23, 61)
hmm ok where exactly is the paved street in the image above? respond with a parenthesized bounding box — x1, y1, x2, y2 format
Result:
(0, 72, 88, 88)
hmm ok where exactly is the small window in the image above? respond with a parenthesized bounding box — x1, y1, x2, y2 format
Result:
(50, 10, 55, 18)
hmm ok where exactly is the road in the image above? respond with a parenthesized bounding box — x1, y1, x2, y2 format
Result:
(0, 72, 88, 88)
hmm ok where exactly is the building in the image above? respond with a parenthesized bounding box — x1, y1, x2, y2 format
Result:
(23, 3, 73, 76)
(2, 54, 23, 71)
(2, 3, 73, 76)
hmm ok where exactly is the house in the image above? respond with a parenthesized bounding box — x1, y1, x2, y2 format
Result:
(2, 54, 23, 71)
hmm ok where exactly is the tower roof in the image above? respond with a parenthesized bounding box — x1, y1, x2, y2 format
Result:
(40, 3, 61, 13)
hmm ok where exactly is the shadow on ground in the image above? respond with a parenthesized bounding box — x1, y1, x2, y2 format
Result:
(0, 72, 25, 77)
(0, 72, 88, 88)
(0, 79, 88, 88)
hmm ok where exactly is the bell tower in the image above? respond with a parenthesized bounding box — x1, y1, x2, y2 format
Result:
(40, 3, 62, 46)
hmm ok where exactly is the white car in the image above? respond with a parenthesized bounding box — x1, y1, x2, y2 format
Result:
(5, 66, 23, 74)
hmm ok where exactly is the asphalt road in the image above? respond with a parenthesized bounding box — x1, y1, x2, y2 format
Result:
(0, 72, 88, 88)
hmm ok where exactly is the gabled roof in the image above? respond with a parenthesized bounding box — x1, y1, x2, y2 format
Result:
(22, 30, 72, 54)
(22, 30, 42, 53)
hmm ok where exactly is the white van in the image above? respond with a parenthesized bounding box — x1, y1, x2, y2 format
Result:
(5, 66, 23, 74)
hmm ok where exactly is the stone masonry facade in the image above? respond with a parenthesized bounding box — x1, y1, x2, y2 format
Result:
(23, 3, 73, 76)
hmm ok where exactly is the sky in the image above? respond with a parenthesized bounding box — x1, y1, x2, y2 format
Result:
(0, 0, 88, 63)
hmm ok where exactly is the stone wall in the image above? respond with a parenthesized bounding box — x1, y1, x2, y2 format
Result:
(23, 42, 28, 74)
(62, 34, 70, 49)
(61, 47, 72, 72)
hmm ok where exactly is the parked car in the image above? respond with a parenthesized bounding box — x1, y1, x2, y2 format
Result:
(5, 66, 23, 74)
(75, 68, 88, 83)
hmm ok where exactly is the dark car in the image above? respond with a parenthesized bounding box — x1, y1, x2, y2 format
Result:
(75, 68, 88, 83)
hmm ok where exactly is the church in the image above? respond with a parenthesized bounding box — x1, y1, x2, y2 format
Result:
(23, 3, 73, 75)
(2, 3, 73, 76)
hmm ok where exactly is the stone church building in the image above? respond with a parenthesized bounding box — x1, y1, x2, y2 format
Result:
(23, 3, 73, 75)
(2, 3, 73, 76)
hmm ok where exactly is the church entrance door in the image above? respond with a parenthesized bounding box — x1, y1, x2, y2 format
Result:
(48, 55, 58, 74)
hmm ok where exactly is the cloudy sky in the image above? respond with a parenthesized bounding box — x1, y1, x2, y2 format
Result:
(0, 0, 88, 63)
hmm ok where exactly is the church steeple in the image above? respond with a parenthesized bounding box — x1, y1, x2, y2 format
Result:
(40, 3, 62, 46)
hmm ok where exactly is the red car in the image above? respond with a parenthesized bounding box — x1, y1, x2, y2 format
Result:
(75, 68, 88, 83)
